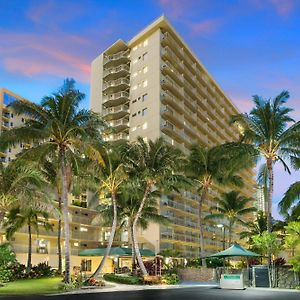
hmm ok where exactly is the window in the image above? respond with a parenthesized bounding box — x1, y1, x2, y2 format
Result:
(142, 122, 148, 129)
(132, 59, 138, 64)
(132, 113, 137, 117)
(10, 122, 13, 127)
(143, 39, 148, 47)
(21, 118, 25, 123)
(36, 239, 49, 254)
(132, 85, 137, 91)
(133, 46, 138, 51)
(132, 126, 137, 132)
(143, 52, 148, 60)
(142, 108, 148, 116)
(142, 94, 148, 102)
(80, 227, 88, 232)
(143, 80, 148, 87)
(132, 99, 137, 104)
(10, 113, 14, 118)
(132, 72, 137, 77)
(81, 259, 92, 272)
(143, 66, 148, 74)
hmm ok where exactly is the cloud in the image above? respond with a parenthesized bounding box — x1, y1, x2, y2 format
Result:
(269, 0, 295, 17)
(0, 31, 91, 83)
(187, 18, 223, 35)
(249, 0, 296, 17)
(158, 0, 192, 18)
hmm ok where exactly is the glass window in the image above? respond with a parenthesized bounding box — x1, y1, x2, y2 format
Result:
(143, 66, 148, 73)
(143, 52, 148, 60)
(142, 94, 148, 101)
(143, 80, 148, 87)
(143, 39, 148, 47)
(142, 108, 148, 116)
(3, 93, 16, 105)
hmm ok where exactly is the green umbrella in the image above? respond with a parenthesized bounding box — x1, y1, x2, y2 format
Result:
(79, 246, 155, 257)
(208, 243, 261, 258)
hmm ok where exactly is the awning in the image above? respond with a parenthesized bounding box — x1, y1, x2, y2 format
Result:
(208, 243, 261, 258)
(78, 246, 155, 257)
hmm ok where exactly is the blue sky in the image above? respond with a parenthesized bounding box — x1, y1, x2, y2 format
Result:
(0, 0, 299, 218)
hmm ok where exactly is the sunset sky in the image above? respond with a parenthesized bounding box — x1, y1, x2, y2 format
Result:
(1, 0, 300, 218)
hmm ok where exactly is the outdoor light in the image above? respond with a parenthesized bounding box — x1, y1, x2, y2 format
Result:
(217, 224, 224, 228)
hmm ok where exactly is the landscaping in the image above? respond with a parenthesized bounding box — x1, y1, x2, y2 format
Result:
(0, 277, 62, 295)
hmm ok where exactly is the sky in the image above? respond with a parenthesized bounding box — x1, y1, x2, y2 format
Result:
(0, 0, 300, 218)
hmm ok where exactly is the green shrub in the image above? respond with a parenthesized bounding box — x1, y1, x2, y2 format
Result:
(0, 243, 16, 267)
(0, 266, 14, 283)
(30, 262, 54, 278)
(58, 282, 76, 291)
(161, 273, 179, 284)
(103, 274, 143, 285)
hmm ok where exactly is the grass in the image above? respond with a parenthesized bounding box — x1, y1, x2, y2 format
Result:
(0, 277, 63, 295)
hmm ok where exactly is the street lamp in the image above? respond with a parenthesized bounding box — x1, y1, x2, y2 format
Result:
(217, 224, 225, 250)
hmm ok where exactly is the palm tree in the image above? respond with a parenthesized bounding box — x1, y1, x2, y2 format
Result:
(186, 143, 254, 266)
(0, 161, 48, 226)
(121, 137, 188, 276)
(205, 190, 257, 245)
(279, 156, 300, 215)
(90, 147, 126, 278)
(0, 79, 106, 283)
(4, 202, 53, 273)
(240, 211, 268, 242)
(231, 91, 300, 233)
(97, 181, 169, 272)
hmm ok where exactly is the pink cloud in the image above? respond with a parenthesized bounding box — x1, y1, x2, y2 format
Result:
(188, 18, 223, 35)
(250, 0, 295, 17)
(158, 0, 197, 18)
(0, 31, 91, 82)
(269, 0, 295, 16)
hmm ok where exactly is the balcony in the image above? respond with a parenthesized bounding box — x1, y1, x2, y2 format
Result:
(160, 120, 185, 144)
(108, 117, 129, 132)
(161, 32, 185, 61)
(2, 113, 9, 121)
(103, 64, 130, 80)
(102, 78, 130, 94)
(161, 75, 183, 99)
(161, 61, 184, 85)
(161, 91, 184, 113)
(161, 105, 184, 129)
(103, 91, 129, 107)
(102, 104, 129, 120)
(161, 47, 185, 73)
(104, 132, 129, 143)
(103, 49, 130, 67)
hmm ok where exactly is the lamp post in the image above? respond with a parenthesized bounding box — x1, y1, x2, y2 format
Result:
(217, 224, 225, 250)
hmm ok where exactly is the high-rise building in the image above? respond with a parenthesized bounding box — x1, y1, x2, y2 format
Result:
(90, 16, 255, 257)
(255, 185, 267, 213)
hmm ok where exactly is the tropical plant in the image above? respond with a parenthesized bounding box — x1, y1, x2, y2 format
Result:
(283, 221, 300, 256)
(0, 79, 106, 282)
(4, 204, 53, 273)
(231, 91, 300, 233)
(121, 137, 188, 276)
(240, 211, 268, 242)
(279, 157, 300, 215)
(205, 190, 256, 245)
(186, 143, 255, 266)
(0, 161, 47, 225)
(90, 147, 126, 278)
(97, 181, 169, 272)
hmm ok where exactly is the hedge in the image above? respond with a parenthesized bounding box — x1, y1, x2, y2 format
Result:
(103, 274, 143, 285)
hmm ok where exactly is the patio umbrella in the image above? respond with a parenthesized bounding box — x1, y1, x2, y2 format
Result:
(207, 243, 260, 258)
(78, 246, 155, 257)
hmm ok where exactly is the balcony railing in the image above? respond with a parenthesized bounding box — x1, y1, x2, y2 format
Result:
(103, 104, 129, 117)
(103, 64, 129, 78)
(103, 91, 129, 106)
(102, 78, 130, 92)
(103, 49, 130, 65)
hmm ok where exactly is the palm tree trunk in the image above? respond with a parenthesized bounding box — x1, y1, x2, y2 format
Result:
(129, 222, 136, 274)
(199, 188, 208, 267)
(57, 194, 62, 274)
(132, 182, 152, 276)
(26, 222, 32, 274)
(228, 223, 233, 246)
(91, 191, 117, 278)
(0, 211, 5, 226)
(266, 158, 273, 233)
(266, 158, 274, 268)
(60, 149, 71, 283)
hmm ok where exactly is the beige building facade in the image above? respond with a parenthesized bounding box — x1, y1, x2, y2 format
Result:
(90, 16, 255, 258)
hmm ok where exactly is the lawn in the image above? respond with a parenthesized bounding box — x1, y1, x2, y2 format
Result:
(0, 277, 63, 295)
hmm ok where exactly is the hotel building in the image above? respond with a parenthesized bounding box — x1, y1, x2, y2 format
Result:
(90, 16, 255, 258)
